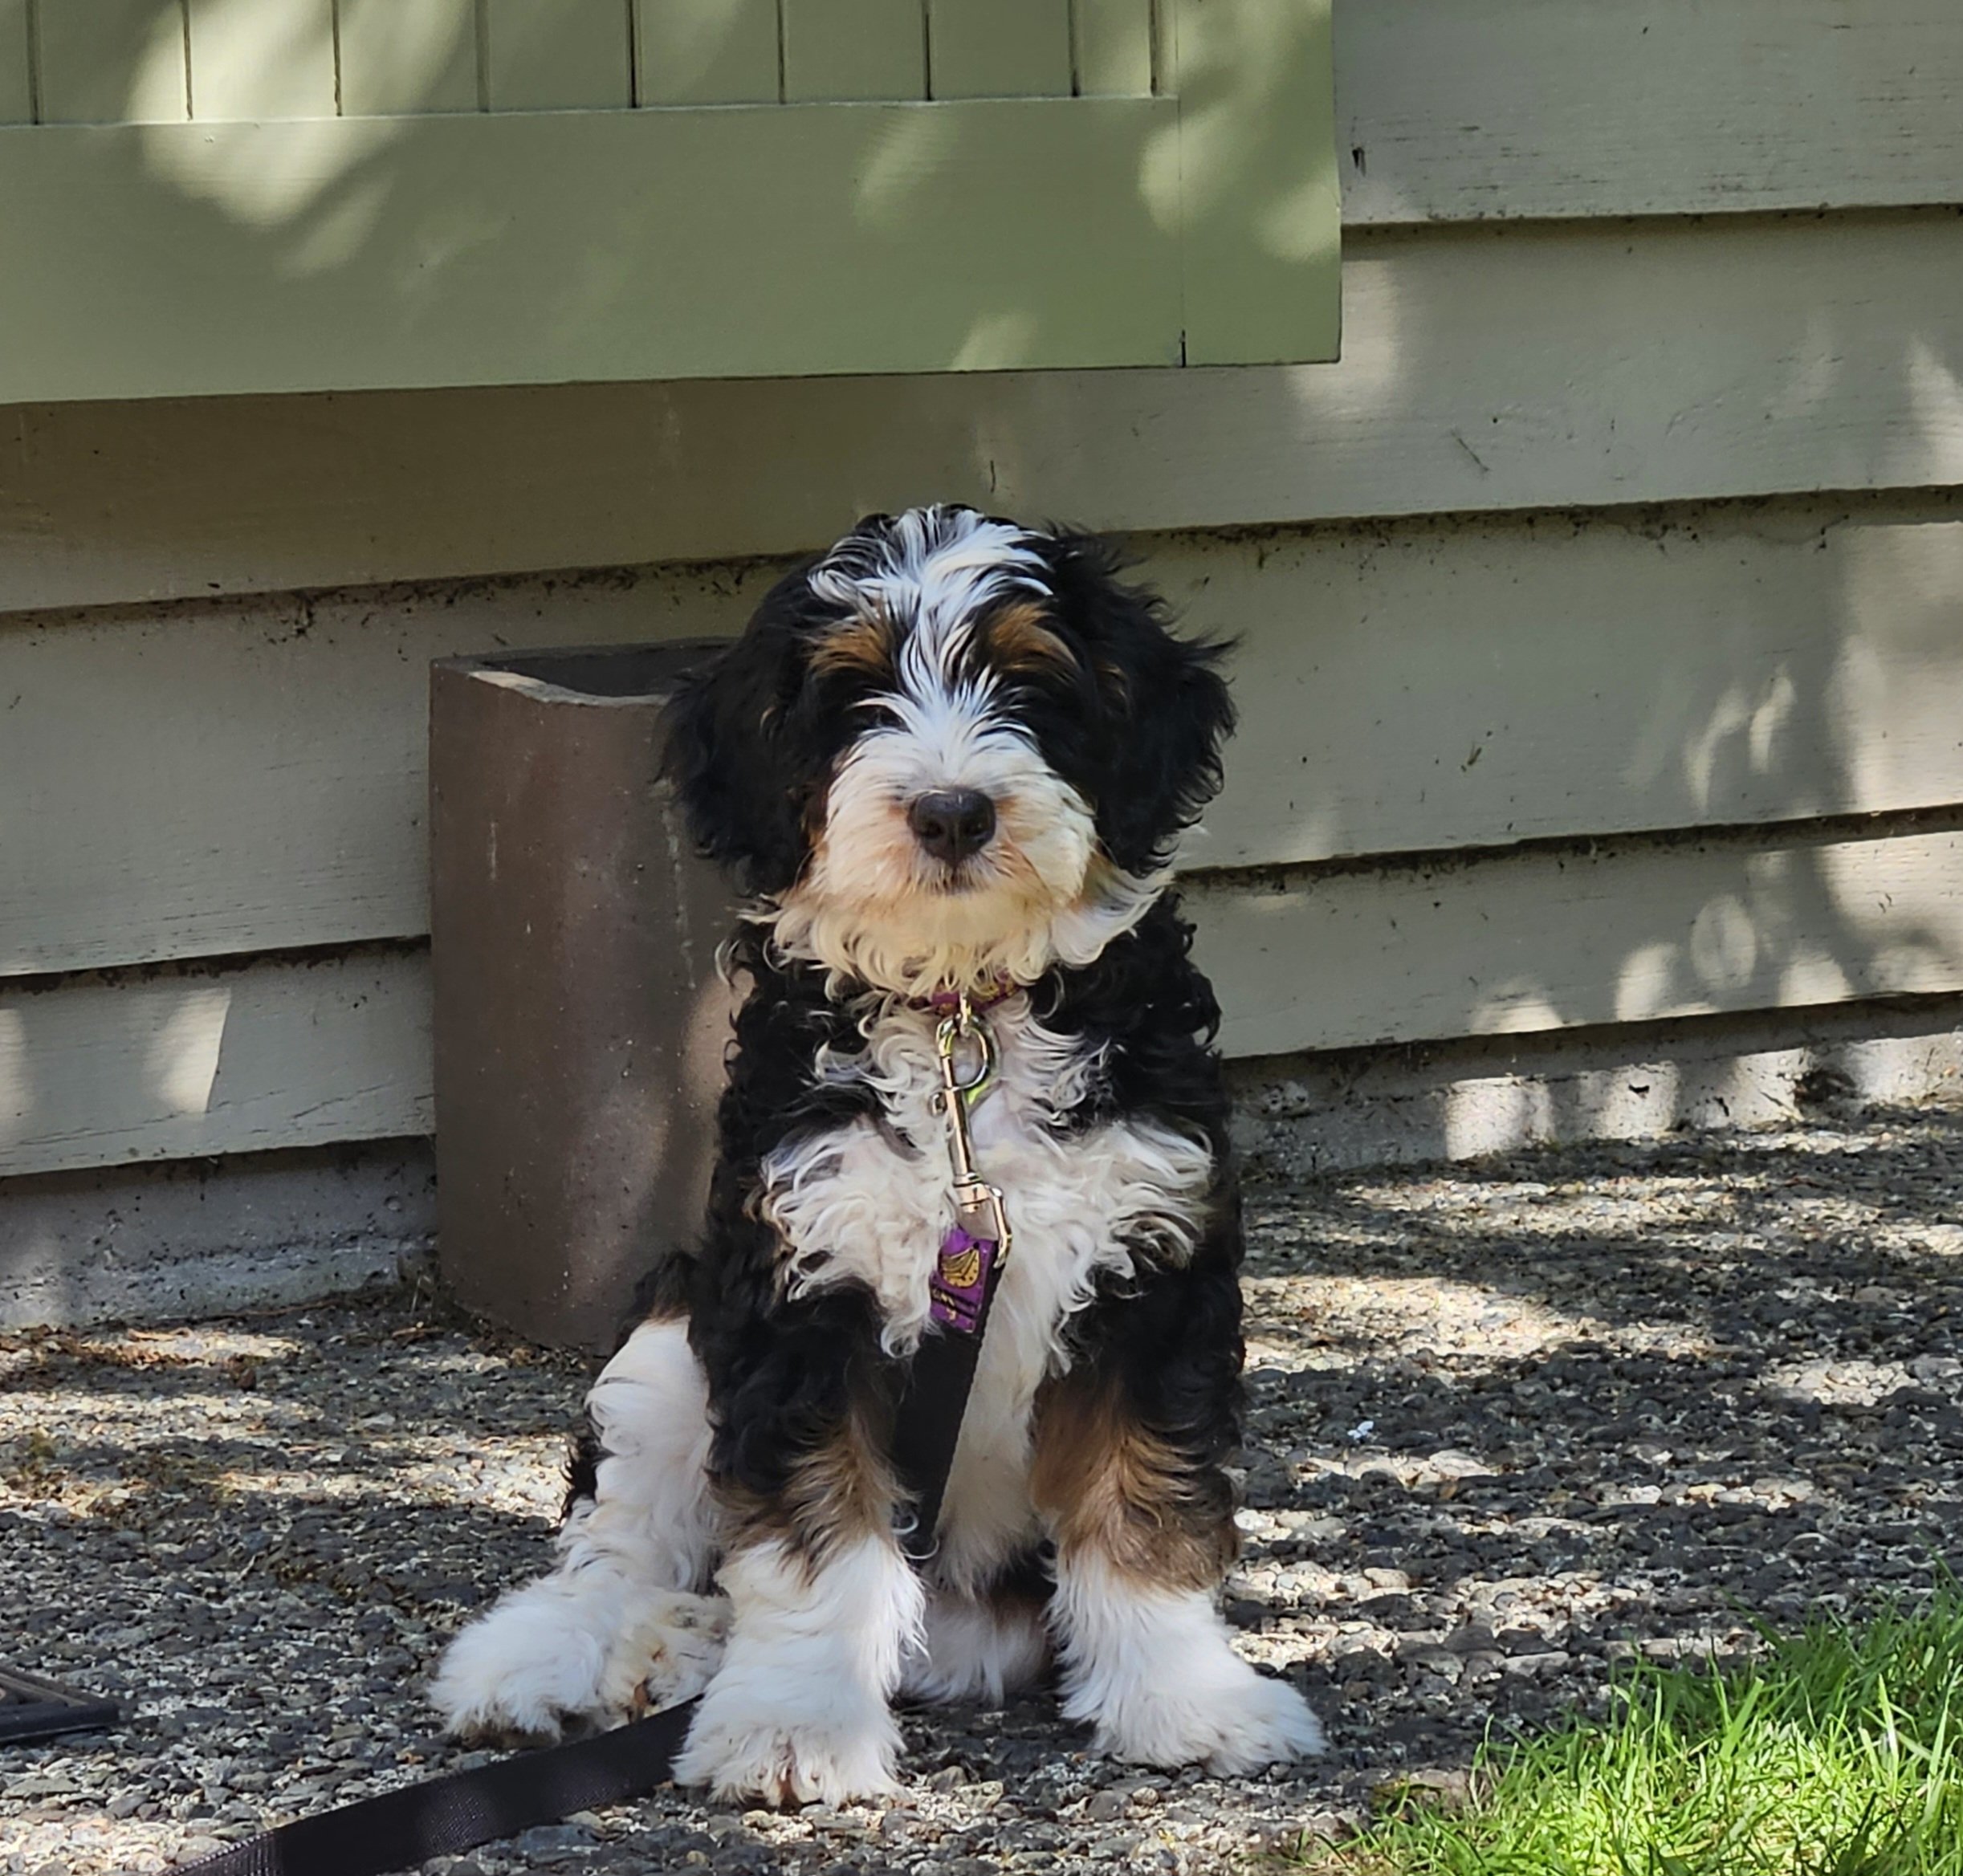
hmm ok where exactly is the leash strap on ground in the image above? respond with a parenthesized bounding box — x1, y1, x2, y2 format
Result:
(171, 1698, 699, 1876)
(162, 1237, 1008, 1876)
(162, 1007, 1013, 1876)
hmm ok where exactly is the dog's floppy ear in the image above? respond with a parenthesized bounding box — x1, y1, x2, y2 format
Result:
(662, 568, 817, 896)
(1039, 531, 1236, 874)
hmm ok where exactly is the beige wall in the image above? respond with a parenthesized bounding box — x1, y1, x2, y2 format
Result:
(2, 0, 1962, 1183)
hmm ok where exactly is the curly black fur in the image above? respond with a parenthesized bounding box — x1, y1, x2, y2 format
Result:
(626, 508, 1244, 1574)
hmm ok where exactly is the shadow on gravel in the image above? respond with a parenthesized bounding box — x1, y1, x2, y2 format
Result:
(7, 1111, 1963, 1870)
(1231, 1107, 1963, 1768)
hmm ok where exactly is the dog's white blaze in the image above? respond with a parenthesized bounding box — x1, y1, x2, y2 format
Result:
(672, 1532, 924, 1805)
(772, 504, 1166, 996)
(807, 506, 1045, 687)
(1050, 1555, 1327, 1773)
(762, 998, 1217, 1591)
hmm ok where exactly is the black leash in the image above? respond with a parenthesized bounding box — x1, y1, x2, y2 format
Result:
(174, 1699, 698, 1876)
(165, 999, 1015, 1876)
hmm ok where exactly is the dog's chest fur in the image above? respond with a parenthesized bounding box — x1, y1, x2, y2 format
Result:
(758, 998, 1215, 1587)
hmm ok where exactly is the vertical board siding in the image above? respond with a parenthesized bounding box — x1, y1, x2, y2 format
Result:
(484, 0, 631, 111)
(0, 0, 27, 122)
(1071, 0, 1154, 96)
(0, 0, 30, 121)
(633, 0, 780, 104)
(781, 0, 923, 101)
(336, 0, 479, 116)
(35, 0, 188, 123)
(929, 0, 1071, 99)
(186, 0, 336, 120)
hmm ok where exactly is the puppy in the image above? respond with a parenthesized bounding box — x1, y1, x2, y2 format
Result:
(431, 506, 1323, 1805)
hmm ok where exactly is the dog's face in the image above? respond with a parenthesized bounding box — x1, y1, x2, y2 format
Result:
(666, 507, 1233, 995)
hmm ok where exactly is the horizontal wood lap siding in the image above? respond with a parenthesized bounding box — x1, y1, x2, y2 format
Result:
(3, 212, 1958, 612)
(1338, 0, 1963, 226)
(0, 567, 764, 976)
(1180, 503, 1963, 870)
(6, 497, 1961, 980)
(1191, 829, 1963, 1060)
(0, 951, 430, 1178)
(8, 823, 1960, 1173)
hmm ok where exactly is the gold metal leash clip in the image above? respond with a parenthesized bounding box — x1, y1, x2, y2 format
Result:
(933, 994, 1012, 1262)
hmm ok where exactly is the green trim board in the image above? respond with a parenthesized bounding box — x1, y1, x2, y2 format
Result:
(0, 0, 1338, 399)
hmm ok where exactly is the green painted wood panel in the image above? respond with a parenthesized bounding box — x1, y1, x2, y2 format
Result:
(37, 0, 189, 124)
(337, 0, 480, 117)
(0, 0, 1336, 389)
(0, 99, 1183, 399)
(1164, 0, 1338, 364)
(0, 0, 31, 124)
(1072, 0, 1154, 97)
(486, 0, 632, 111)
(634, 0, 780, 104)
(782, 0, 923, 102)
(187, 0, 336, 120)
(930, 0, 1071, 100)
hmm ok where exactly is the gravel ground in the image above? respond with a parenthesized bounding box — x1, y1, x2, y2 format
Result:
(6, 1101, 1963, 1875)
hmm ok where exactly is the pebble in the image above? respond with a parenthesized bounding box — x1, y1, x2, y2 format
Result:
(7, 1104, 1963, 1874)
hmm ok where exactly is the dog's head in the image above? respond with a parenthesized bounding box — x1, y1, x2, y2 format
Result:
(665, 507, 1234, 995)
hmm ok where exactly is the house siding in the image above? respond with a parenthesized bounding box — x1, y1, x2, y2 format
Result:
(2, 0, 1960, 1312)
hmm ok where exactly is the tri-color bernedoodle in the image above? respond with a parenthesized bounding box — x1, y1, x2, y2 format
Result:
(431, 506, 1324, 1805)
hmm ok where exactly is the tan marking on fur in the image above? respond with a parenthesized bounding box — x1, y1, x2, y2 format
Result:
(986, 602, 1075, 677)
(1030, 1380, 1236, 1591)
(723, 1412, 899, 1573)
(812, 610, 898, 681)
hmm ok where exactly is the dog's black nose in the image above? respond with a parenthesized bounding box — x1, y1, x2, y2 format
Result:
(907, 789, 996, 864)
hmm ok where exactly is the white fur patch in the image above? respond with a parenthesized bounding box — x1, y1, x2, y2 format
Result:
(762, 996, 1216, 1590)
(769, 504, 1164, 996)
(673, 1533, 925, 1806)
(430, 1320, 724, 1742)
(806, 507, 1047, 666)
(1050, 1556, 1326, 1772)
(906, 1587, 1052, 1705)
(430, 993, 1264, 1789)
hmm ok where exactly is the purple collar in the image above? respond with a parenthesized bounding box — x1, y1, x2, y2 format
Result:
(917, 978, 1018, 1015)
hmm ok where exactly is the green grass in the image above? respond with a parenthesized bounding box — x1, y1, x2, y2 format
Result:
(1299, 1588, 1963, 1876)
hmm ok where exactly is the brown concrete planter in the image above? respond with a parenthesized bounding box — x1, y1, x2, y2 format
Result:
(430, 644, 735, 1352)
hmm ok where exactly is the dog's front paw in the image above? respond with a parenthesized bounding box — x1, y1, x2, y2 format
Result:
(430, 1581, 731, 1747)
(1083, 1662, 1325, 1774)
(674, 1687, 902, 1808)
(430, 1590, 606, 1746)
(601, 1589, 731, 1715)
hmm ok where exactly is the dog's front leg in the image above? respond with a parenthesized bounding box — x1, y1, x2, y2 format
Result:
(1032, 1243, 1326, 1774)
(674, 1516, 922, 1807)
(673, 1321, 923, 1810)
